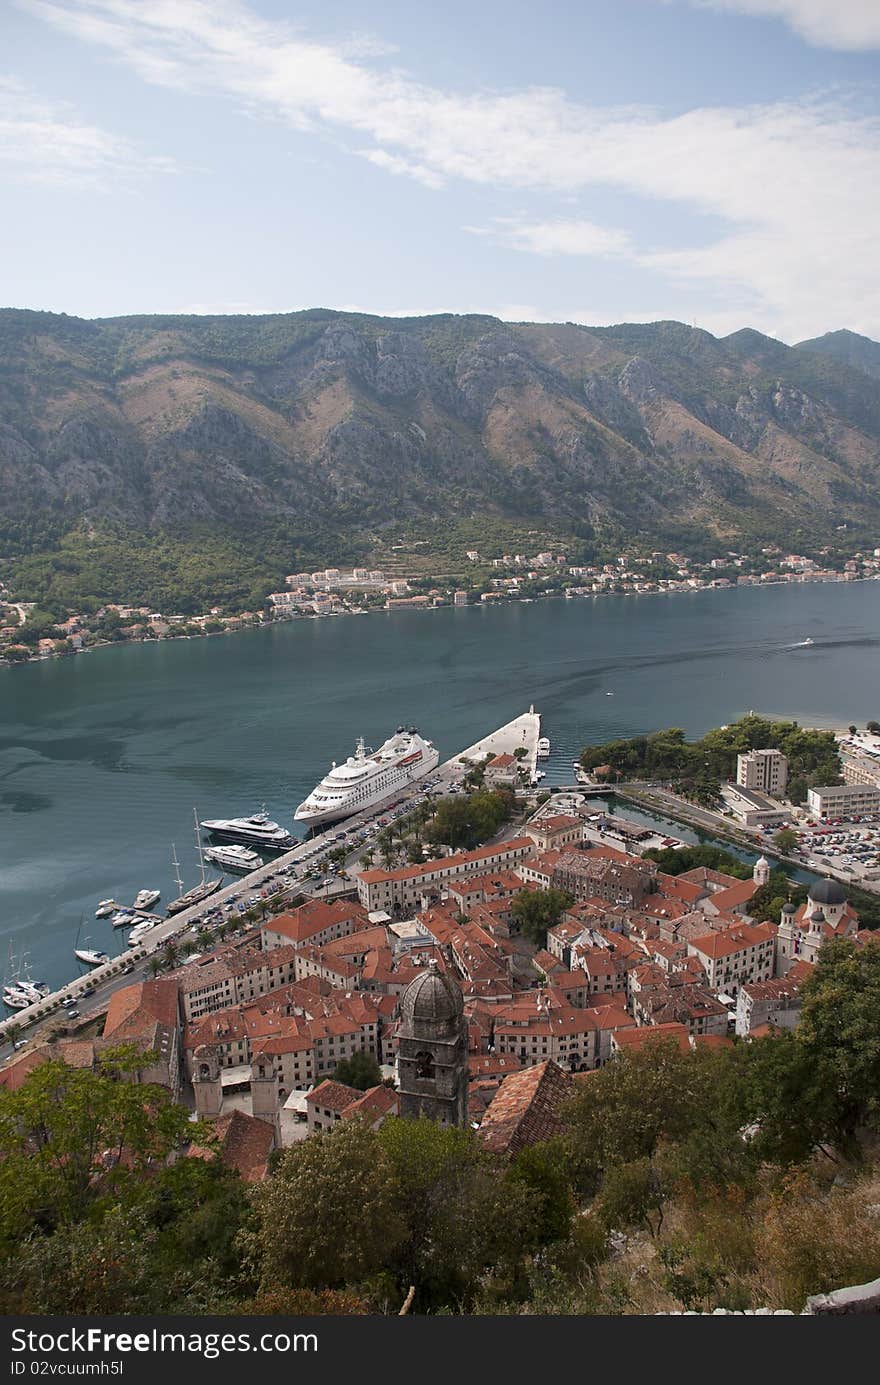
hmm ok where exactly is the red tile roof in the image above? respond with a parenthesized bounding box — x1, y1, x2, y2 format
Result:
(478, 1060, 574, 1155)
(103, 979, 179, 1041)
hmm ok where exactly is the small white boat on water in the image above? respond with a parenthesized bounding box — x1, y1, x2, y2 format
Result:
(536, 736, 551, 758)
(74, 947, 109, 967)
(111, 910, 136, 928)
(95, 899, 116, 918)
(134, 888, 161, 910)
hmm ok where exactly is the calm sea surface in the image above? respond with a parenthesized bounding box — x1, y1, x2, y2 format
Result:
(1, 580, 878, 989)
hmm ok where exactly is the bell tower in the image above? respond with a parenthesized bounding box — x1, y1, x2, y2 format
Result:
(398, 962, 468, 1128)
(192, 1044, 222, 1118)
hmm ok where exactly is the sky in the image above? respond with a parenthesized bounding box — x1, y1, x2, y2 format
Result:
(1, 0, 879, 341)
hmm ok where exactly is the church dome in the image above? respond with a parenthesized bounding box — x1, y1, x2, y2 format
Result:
(401, 964, 463, 1029)
(808, 878, 846, 906)
(781, 901, 796, 916)
(756, 856, 769, 868)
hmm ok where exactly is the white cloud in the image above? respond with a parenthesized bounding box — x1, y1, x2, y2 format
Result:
(0, 75, 177, 188)
(358, 147, 445, 189)
(677, 1, 880, 51)
(17, 0, 880, 338)
(470, 218, 634, 258)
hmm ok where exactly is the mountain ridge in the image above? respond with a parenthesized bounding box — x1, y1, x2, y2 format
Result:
(2, 308, 879, 549)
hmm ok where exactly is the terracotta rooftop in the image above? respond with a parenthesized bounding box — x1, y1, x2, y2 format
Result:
(305, 1078, 364, 1113)
(477, 1059, 574, 1156)
(103, 978, 179, 1041)
(613, 1022, 691, 1053)
(188, 1109, 274, 1182)
(358, 837, 533, 885)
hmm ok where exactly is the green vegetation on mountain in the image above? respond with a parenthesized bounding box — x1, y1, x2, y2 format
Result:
(3, 309, 880, 612)
(795, 329, 880, 382)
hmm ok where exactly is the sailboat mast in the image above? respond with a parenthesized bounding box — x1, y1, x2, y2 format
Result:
(194, 808, 206, 886)
(171, 843, 184, 894)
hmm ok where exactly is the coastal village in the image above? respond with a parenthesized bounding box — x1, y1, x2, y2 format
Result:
(2, 746, 874, 1186)
(2, 541, 880, 666)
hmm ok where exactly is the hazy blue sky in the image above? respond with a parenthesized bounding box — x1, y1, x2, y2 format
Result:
(2, 0, 878, 340)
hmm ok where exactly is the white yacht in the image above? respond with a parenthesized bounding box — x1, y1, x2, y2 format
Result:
(295, 727, 440, 828)
(74, 947, 108, 967)
(200, 808, 294, 849)
(95, 899, 116, 918)
(111, 910, 137, 928)
(3, 986, 32, 1010)
(3, 950, 49, 1007)
(536, 736, 551, 758)
(134, 888, 161, 910)
(204, 843, 263, 872)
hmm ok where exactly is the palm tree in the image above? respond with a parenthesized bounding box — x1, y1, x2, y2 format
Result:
(196, 926, 213, 951)
(161, 942, 180, 971)
(5, 1023, 20, 1049)
(147, 956, 164, 978)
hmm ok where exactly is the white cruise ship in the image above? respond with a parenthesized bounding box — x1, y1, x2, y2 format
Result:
(295, 727, 439, 827)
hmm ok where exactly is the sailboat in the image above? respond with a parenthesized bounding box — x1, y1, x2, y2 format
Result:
(3, 947, 49, 1008)
(73, 915, 108, 967)
(165, 812, 224, 916)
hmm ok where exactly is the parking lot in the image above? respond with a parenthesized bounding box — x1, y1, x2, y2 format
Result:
(790, 814, 880, 882)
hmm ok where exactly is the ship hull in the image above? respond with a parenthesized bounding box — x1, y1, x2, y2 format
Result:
(295, 745, 439, 827)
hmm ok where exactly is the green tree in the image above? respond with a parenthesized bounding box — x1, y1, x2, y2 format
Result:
(0, 1051, 196, 1251)
(773, 828, 799, 854)
(244, 1120, 403, 1291)
(377, 1116, 539, 1309)
(507, 1137, 574, 1246)
(332, 1051, 382, 1091)
(796, 939, 880, 1157)
(510, 888, 574, 946)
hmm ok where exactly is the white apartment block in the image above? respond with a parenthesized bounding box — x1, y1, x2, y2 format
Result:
(736, 748, 788, 796)
(807, 783, 880, 818)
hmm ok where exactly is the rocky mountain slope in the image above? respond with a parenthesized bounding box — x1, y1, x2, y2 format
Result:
(2, 308, 879, 545)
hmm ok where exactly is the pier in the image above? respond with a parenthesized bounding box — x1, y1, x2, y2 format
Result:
(0, 707, 543, 1047)
(446, 706, 541, 782)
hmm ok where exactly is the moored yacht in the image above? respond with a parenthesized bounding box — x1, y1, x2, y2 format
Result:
(295, 726, 439, 828)
(204, 843, 263, 872)
(536, 736, 551, 758)
(74, 947, 109, 967)
(95, 899, 116, 919)
(200, 808, 294, 849)
(134, 888, 161, 910)
(166, 814, 224, 916)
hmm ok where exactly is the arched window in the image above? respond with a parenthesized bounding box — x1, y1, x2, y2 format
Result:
(415, 1050, 434, 1080)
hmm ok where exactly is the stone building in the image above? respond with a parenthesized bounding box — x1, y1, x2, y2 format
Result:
(397, 961, 468, 1128)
